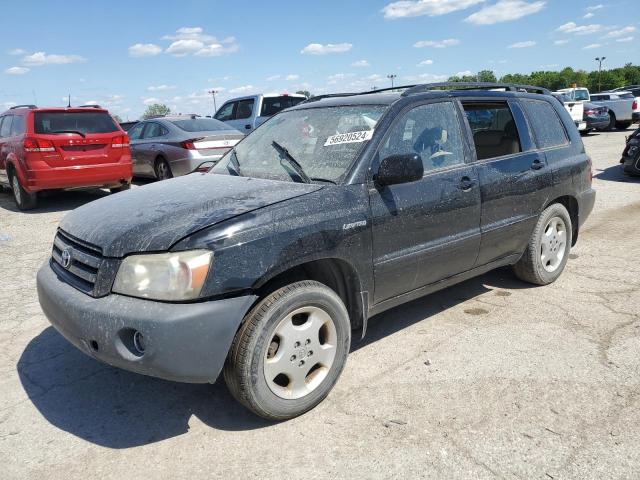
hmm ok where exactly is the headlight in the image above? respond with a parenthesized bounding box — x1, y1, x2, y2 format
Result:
(113, 250, 213, 301)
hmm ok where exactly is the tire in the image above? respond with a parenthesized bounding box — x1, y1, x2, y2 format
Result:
(513, 203, 572, 286)
(224, 280, 351, 421)
(607, 112, 616, 131)
(110, 182, 131, 193)
(616, 121, 632, 131)
(9, 170, 37, 210)
(154, 158, 173, 180)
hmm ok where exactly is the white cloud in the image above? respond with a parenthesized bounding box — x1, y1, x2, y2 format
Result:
(455, 70, 474, 77)
(402, 73, 449, 82)
(556, 22, 604, 35)
(554, 39, 570, 45)
(616, 36, 634, 43)
(266, 75, 281, 81)
(142, 97, 160, 105)
(583, 43, 601, 50)
(128, 43, 162, 57)
(148, 84, 176, 92)
(351, 60, 370, 67)
(7, 48, 26, 56)
(465, 0, 545, 25)
(508, 40, 537, 48)
(286, 74, 299, 81)
(417, 59, 434, 66)
(166, 39, 203, 56)
(382, 0, 484, 19)
(229, 85, 256, 94)
(5, 66, 29, 75)
(22, 52, 86, 66)
(158, 27, 239, 57)
(327, 73, 355, 84)
(602, 26, 636, 39)
(413, 38, 460, 48)
(583, 12, 594, 19)
(585, 4, 603, 12)
(300, 43, 352, 55)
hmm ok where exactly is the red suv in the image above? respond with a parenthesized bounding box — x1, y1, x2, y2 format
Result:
(0, 105, 132, 210)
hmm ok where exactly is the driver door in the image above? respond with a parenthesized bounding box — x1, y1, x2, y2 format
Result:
(369, 100, 482, 303)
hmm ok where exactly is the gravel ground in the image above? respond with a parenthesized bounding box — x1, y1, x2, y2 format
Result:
(1, 130, 639, 479)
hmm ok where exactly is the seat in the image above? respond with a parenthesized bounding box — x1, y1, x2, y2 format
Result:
(474, 128, 519, 160)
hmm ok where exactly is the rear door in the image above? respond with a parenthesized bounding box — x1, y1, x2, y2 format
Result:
(127, 122, 147, 175)
(218, 99, 255, 132)
(369, 100, 481, 302)
(32, 110, 124, 167)
(462, 100, 553, 266)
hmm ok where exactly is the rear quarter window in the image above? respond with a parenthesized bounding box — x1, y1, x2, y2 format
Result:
(522, 100, 569, 149)
(34, 112, 119, 134)
(260, 96, 305, 117)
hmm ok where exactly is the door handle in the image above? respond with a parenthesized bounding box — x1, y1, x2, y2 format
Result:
(458, 176, 476, 191)
(531, 159, 544, 170)
(245, 124, 252, 130)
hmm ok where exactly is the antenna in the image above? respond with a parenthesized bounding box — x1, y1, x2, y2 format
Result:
(67, 94, 71, 108)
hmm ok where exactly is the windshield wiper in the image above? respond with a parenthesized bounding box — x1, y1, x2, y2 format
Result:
(271, 140, 311, 184)
(49, 130, 86, 138)
(228, 148, 241, 176)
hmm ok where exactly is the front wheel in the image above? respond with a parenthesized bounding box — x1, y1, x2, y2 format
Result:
(154, 158, 173, 181)
(224, 281, 351, 420)
(513, 203, 572, 285)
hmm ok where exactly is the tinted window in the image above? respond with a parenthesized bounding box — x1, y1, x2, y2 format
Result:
(34, 112, 119, 134)
(171, 117, 233, 132)
(235, 99, 255, 120)
(214, 102, 235, 121)
(573, 90, 590, 101)
(523, 100, 569, 149)
(143, 122, 165, 138)
(631, 89, 640, 97)
(127, 122, 145, 140)
(618, 93, 634, 99)
(260, 96, 305, 117)
(10, 115, 25, 136)
(591, 95, 609, 101)
(0, 116, 12, 138)
(463, 102, 522, 160)
(380, 101, 465, 172)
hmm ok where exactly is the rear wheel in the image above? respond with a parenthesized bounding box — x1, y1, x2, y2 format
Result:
(616, 121, 632, 131)
(607, 112, 617, 131)
(513, 203, 572, 285)
(9, 171, 37, 210)
(154, 158, 173, 181)
(224, 281, 351, 420)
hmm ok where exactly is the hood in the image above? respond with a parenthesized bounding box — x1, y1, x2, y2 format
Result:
(59, 174, 322, 257)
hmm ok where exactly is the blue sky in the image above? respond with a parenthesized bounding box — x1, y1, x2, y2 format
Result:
(1, 0, 637, 120)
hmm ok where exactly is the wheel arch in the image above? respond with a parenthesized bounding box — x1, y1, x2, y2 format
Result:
(253, 257, 367, 334)
(544, 195, 579, 246)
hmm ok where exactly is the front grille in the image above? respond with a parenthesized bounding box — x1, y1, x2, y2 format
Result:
(51, 230, 106, 296)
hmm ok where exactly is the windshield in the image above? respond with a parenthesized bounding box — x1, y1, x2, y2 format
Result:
(574, 89, 590, 101)
(211, 105, 387, 183)
(34, 112, 119, 134)
(170, 117, 234, 132)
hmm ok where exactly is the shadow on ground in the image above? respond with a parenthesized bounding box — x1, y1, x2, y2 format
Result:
(18, 267, 531, 449)
(0, 189, 109, 214)
(594, 164, 640, 183)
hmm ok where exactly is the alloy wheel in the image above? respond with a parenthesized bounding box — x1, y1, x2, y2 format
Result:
(540, 216, 567, 273)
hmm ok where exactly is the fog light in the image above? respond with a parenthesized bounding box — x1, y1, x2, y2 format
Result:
(133, 330, 145, 354)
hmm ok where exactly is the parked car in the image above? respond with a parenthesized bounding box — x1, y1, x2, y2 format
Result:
(119, 121, 138, 132)
(582, 101, 610, 133)
(214, 93, 306, 133)
(0, 105, 131, 210)
(37, 83, 595, 420)
(620, 126, 640, 175)
(127, 115, 244, 180)
(552, 92, 587, 132)
(589, 92, 634, 130)
(612, 86, 640, 122)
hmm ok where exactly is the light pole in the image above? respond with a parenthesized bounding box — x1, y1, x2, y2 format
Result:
(387, 74, 397, 89)
(208, 89, 218, 114)
(595, 57, 606, 93)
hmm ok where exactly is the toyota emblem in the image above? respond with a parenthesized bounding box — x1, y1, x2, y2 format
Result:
(61, 249, 72, 269)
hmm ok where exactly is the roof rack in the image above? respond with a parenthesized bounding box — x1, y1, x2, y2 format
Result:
(402, 82, 551, 96)
(78, 104, 102, 109)
(9, 104, 37, 110)
(303, 84, 417, 104)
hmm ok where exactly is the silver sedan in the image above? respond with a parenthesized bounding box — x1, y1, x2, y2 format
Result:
(127, 116, 244, 179)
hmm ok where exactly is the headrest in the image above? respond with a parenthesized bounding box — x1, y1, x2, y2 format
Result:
(474, 130, 504, 147)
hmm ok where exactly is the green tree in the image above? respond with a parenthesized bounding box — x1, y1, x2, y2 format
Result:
(296, 90, 312, 99)
(142, 103, 171, 119)
(477, 70, 497, 82)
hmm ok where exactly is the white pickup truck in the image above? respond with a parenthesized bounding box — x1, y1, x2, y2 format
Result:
(552, 90, 587, 132)
(590, 91, 635, 130)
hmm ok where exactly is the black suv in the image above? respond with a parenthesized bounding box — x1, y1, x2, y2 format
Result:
(37, 83, 595, 420)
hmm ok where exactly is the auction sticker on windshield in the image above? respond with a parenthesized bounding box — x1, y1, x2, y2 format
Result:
(324, 130, 374, 146)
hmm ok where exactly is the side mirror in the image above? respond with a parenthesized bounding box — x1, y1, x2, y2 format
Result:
(190, 160, 216, 174)
(375, 154, 424, 187)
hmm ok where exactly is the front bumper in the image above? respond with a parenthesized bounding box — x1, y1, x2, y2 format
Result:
(37, 260, 257, 383)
